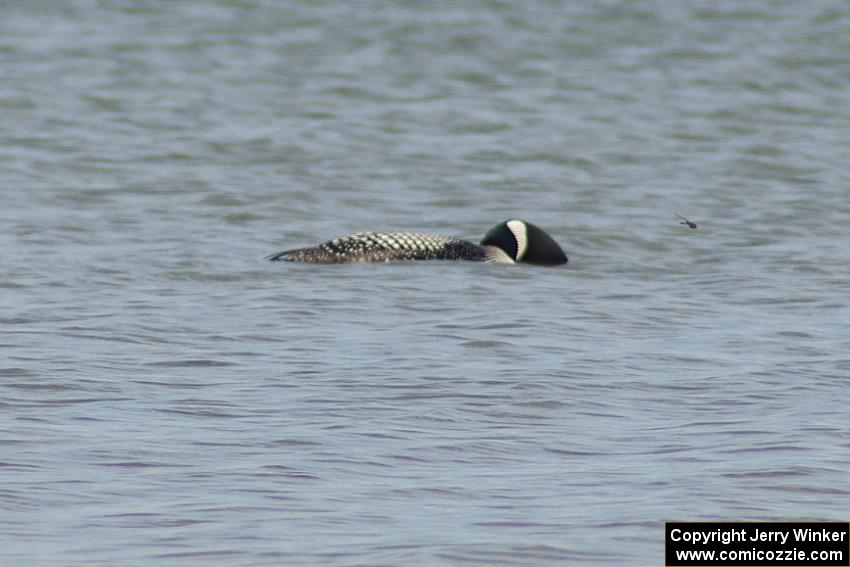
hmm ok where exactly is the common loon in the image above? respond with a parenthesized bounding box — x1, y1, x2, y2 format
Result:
(267, 219, 568, 265)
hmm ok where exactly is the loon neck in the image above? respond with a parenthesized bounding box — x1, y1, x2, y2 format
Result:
(482, 245, 516, 264)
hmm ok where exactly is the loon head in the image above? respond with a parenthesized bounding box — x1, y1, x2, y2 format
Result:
(480, 219, 568, 266)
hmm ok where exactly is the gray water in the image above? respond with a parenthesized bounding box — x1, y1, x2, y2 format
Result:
(3, 1, 850, 565)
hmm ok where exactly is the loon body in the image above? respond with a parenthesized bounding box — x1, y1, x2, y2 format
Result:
(267, 219, 568, 266)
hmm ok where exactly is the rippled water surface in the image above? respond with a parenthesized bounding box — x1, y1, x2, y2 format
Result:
(3, 1, 850, 565)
